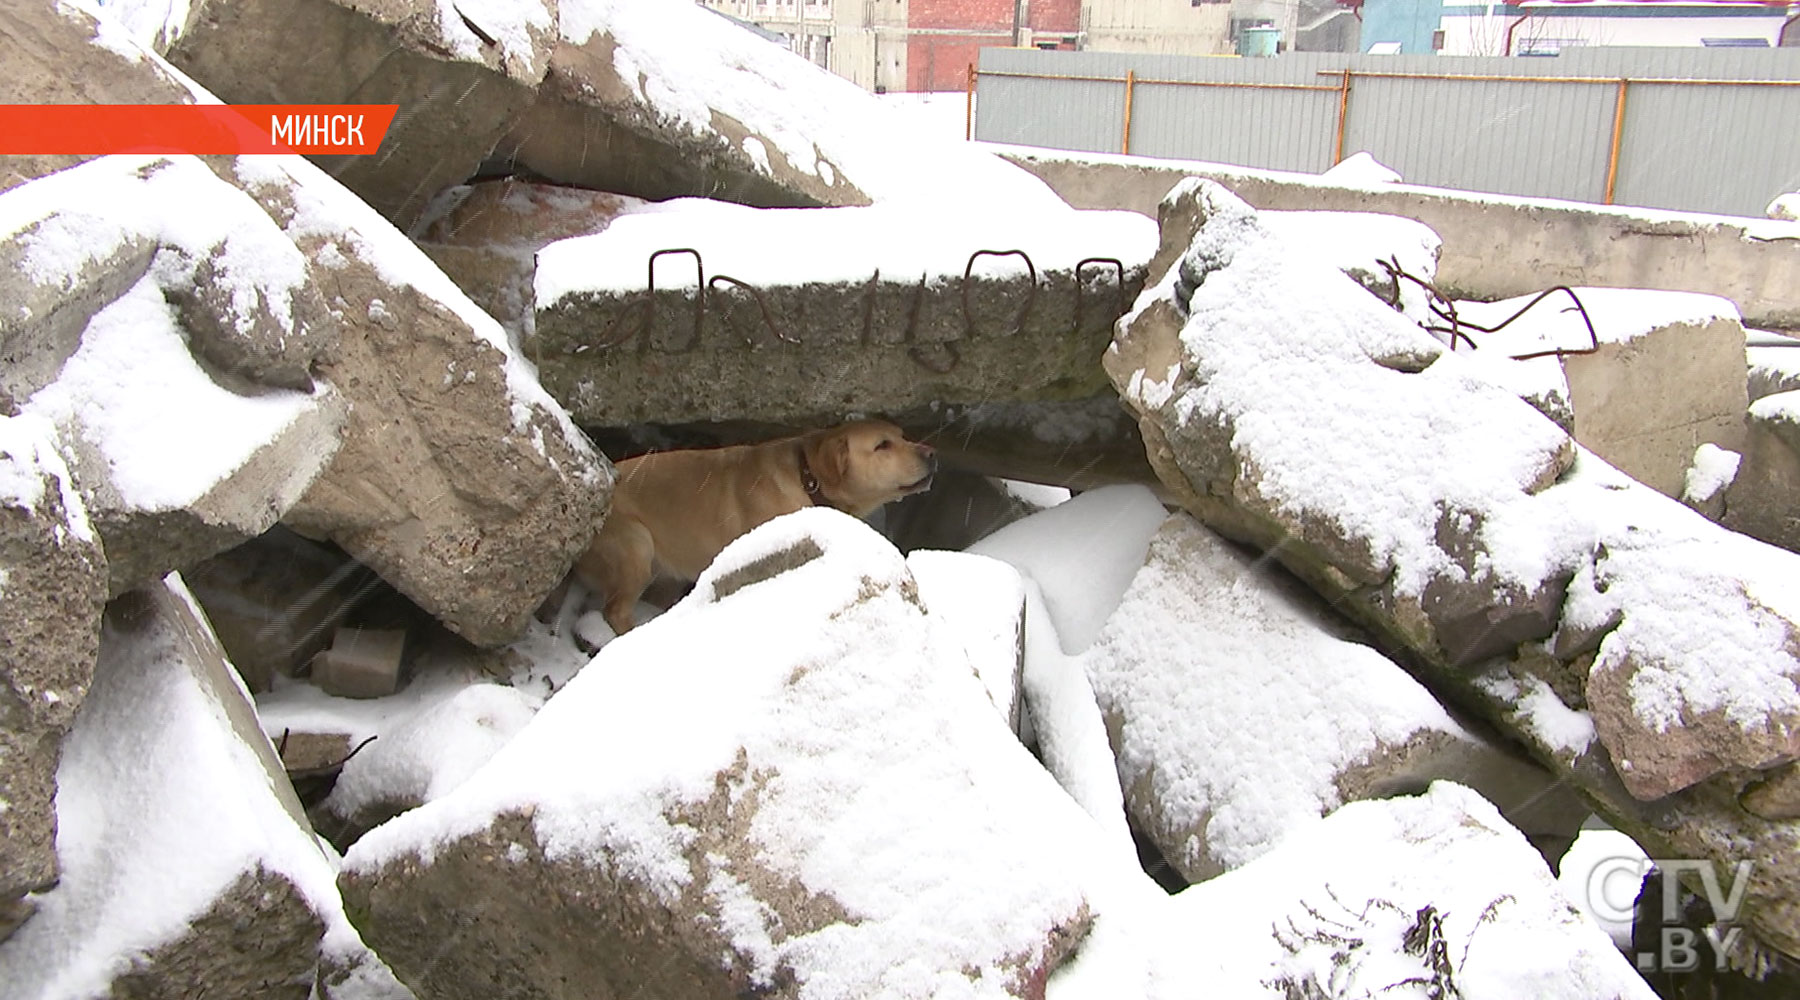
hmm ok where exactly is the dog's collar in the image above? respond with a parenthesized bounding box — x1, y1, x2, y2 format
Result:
(797, 444, 833, 509)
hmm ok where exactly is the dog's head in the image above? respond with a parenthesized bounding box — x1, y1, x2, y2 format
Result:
(806, 420, 935, 516)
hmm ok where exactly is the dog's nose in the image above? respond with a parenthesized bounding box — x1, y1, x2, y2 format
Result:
(917, 442, 935, 459)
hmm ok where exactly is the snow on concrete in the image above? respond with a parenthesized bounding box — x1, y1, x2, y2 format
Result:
(89, 0, 189, 51)
(1319, 150, 1402, 186)
(1082, 513, 1474, 874)
(559, 0, 1068, 210)
(344, 509, 1102, 998)
(966, 484, 1167, 654)
(1683, 442, 1741, 506)
(0, 413, 95, 547)
(1173, 783, 1656, 1000)
(2, 153, 309, 340)
(1559, 452, 1800, 737)
(22, 274, 323, 512)
(1259, 207, 1442, 322)
(906, 550, 1024, 728)
(535, 196, 1156, 301)
(1472, 668, 1597, 763)
(0, 574, 338, 1000)
(1118, 181, 1581, 601)
(1771, 191, 1799, 222)
(877, 91, 973, 141)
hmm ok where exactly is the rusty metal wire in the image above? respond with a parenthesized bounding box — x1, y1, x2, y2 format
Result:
(1074, 257, 1126, 336)
(592, 246, 1130, 375)
(1377, 256, 1600, 361)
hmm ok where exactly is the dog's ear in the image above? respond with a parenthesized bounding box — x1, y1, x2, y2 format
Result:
(806, 431, 851, 494)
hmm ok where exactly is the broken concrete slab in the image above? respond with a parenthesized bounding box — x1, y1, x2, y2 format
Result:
(1457, 288, 1749, 499)
(532, 197, 1155, 427)
(163, 0, 554, 228)
(220, 154, 613, 648)
(907, 550, 1028, 734)
(1082, 512, 1585, 882)
(0, 415, 105, 943)
(1723, 391, 1800, 555)
(0, 576, 338, 997)
(1107, 177, 1800, 960)
(4, 155, 347, 596)
(340, 510, 1097, 1000)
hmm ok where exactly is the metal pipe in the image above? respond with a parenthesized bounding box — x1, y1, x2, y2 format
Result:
(1333, 69, 1352, 165)
(979, 68, 1338, 91)
(1122, 69, 1136, 155)
(1605, 77, 1629, 205)
(965, 63, 976, 141)
(1313, 69, 1800, 87)
(1503, 13, 1529, 56)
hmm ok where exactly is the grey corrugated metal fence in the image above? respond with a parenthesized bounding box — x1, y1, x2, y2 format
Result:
(972, 47, 1800, 217)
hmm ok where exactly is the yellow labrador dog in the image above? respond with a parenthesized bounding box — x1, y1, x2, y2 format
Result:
(575, 420, 936, 634)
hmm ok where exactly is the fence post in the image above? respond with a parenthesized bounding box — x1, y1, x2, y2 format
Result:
(965, 63, 976, 142)
(1604, 77, 1629, 205)
(1122, 69, 1137, 155)
(1333, 69, 1353, 165)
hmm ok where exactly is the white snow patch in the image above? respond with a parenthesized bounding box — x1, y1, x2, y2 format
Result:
(1320, 150, 1402, 186)
(1453, 287, 1740, 357)
(1770, 191, 1800, 222)
(906, 550, 1025, 727)
(1683, 443, 1741, 505)
(998, 478, 1070, 510)
(430, 0, 553, 77)
(0, 414, 95, 546)
(1557, 826, 1650, 952)
(967, 484, 1167, 654)
(1473, 668, 1597, 760)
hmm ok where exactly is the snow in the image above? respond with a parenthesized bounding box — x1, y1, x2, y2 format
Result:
(22, 274, 322, 511)
(1753, 387, 1800, 427)
(906, 550, 1025, 727)
(431, 0, 553, 78)
(558, 0, 1066, 210)
(876, 91, 972, 141)
(966, 484, 1167, 654)
(1319, 150, 1402, 186)
(1258, 208, 1442, 322)
(0, 413, 94, 546)
(535, 196, 1156, 301)
(1082, 513, 1474, 875)
(0, 574, 338, 1000)
(1771, 191, 1800, 222)
(89, 0, 188, 51)
(1180, 784, 1654, 999)
(1473, 668, 1598, 762)
(1558, 827, 1650, 952)
(1558, 458, 1800, 736)
(227, 153, 602, 479)
(1, 154, 309, 340)
(999, 478, 1071, 509)
(344, 509, 1101, 998)
(1683, 442, 1741, 505)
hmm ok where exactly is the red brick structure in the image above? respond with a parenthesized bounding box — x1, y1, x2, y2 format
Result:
(906, 0, 1080, 92)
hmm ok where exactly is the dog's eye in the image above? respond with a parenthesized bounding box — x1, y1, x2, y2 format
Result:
(875, 440, 892, 451)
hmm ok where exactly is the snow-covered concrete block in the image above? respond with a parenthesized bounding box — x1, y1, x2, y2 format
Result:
(5, 154, 348, 595)
(0, 415, 104, 941)
(0, 575, 339, 997)
(1259, 208, 1444, 325)
(1164, 783, 1657, 1000)
(340, 510, 1097, 1000)
(1723, 390, 1800, 554)
(1105, 179, 1800, 960)
(532, 197, 1154, 427)
(218, 153, 613, 648)
(1458, 288, 1749, 498)
(1083, 513, 1583, 882)
(907, 550, 1026, 733)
